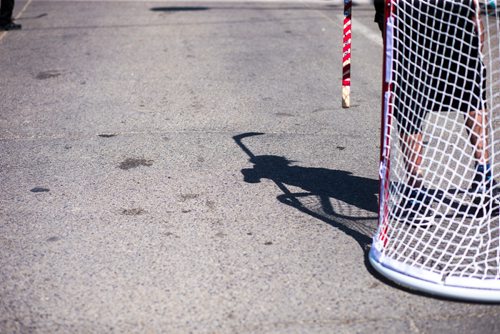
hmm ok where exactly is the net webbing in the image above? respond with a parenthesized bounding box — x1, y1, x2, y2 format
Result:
(374, 0, 500, 285)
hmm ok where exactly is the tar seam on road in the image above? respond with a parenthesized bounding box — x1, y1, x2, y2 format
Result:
(0, 0, 32, 42)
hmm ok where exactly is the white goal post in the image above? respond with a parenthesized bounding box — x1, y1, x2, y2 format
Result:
(370, 0, 500, 301)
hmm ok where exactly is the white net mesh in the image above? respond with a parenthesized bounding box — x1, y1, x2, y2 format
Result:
(372, 0, 500, 291)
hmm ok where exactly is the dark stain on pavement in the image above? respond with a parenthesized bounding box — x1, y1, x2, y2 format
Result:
(264, 241, 273, 245)
(119, 158, 154, 170)
(336, 146, 346, 150)
(36, 70, 61, 80)
(98, 133, 117, 138)
(312, 107, 334, 113)
(121, 208, 146, 216)
(151, 6, 210, 12)
(31, 187, 50, 193)
(180, 193, 199, 201)
(46, 236, 60, 242)
(275, 112, 294, 117)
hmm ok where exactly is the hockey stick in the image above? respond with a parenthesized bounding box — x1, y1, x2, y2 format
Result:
(342, 0, 352, 108)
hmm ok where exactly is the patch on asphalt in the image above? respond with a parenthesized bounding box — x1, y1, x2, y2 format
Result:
(121, 208, 146, 216)
(206, 200, 215, 209)
(180, 193, 199, 201)
(31, 187, 50, 193)
(312, 107, 334, 113)
(214, 232, 226, 238)
(275, 112, 294, 117)
(36, 70, 61, 80)
(119, 158, 154, 170)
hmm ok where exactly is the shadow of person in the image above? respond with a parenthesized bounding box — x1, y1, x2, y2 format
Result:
(243, 155, 378, 213)
(240, 154, 379, 250)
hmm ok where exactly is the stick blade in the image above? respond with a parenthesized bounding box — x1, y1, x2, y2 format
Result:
(342, 85, 350, 108)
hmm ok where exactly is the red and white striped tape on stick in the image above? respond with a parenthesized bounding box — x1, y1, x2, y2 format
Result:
(342, 0, 352, 108)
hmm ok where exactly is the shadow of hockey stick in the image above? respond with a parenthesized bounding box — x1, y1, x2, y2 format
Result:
(233, 132, 303, 208)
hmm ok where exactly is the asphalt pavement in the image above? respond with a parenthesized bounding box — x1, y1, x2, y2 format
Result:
(1, 0, 500, 333)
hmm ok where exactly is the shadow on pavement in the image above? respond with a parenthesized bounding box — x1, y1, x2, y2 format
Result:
(233, 132, 378, 253)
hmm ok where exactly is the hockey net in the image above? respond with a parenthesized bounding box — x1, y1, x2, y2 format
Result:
(370, 0, 500, 300)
